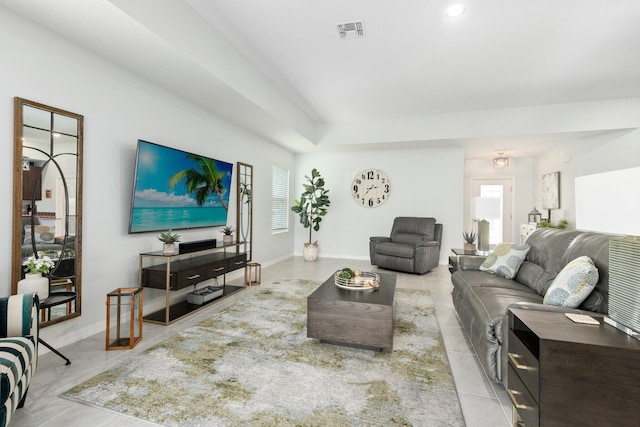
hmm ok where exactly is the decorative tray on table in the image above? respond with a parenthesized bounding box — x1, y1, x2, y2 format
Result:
(334, 268, 380, 291)
(186, 286, 223, 305)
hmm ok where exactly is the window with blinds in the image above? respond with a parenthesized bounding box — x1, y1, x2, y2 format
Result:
(272, 165, 289, 232)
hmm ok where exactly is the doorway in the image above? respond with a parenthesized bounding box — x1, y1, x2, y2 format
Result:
(471, 179, 513, 244)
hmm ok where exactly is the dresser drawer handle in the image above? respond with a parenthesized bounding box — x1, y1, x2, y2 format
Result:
(187, 274, 201, 280)
(508, 353, 534, 371)
(507, 389, 530, 410)
(213, 267, 225, 272)
(234, 261, 244, 265)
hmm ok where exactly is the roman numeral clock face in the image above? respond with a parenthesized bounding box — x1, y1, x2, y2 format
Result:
(351, 169, 390, 208)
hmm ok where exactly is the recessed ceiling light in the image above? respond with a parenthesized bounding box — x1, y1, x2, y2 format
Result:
(445, 4, 466, 18)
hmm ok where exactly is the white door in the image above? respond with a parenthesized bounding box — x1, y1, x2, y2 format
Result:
(471, 179, 513, 244)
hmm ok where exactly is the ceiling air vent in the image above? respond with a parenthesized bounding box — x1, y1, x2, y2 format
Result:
(336, 21, 365, 39)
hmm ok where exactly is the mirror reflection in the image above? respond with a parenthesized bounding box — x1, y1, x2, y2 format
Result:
(236, 162, 253, 261)
(12, 98, 83, 327)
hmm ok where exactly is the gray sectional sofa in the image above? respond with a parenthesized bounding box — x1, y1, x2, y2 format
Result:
(451, 228, 611, 384)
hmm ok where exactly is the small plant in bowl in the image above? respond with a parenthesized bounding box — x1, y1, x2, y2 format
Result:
(462, 230, 477, 254)
(220, 226, 234, 243)
(158, 230, 180, 254)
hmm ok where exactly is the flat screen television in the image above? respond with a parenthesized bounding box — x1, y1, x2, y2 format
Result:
(128, 140, 233, 233)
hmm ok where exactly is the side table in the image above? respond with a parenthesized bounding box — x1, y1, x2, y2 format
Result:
(39, 292, 76, 365)
(507, 308, 640, 426)
(448, 248, 483, 273)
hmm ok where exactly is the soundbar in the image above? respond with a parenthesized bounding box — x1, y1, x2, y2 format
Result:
(179, 238, 217, 254)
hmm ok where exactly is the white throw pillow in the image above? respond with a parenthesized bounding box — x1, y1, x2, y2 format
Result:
(479, 242, 531, 279)
(544, 256, 599, 308)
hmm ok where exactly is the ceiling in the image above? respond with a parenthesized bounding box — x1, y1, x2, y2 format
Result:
(3, 0, 640, 158)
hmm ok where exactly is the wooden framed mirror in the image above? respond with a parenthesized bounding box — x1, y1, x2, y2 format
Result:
(236, 162, 253, 261)
(12, 97, 83, 327)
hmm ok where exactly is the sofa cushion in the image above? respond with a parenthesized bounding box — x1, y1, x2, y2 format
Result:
(452, 270, 535, 294)
(451, 283, 542, 382)
(390, 217, 436, 242)
(375, 242, 414, 258)
(480, 243, 531, 279)
(543, 256, 599, 308)
(393, 234, 425, 245)
(516, 229, 582, 295)
(513, 261, 544, 290)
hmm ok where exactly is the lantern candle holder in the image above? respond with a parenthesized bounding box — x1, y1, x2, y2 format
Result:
(528, 207, 542, 224)
(106, 287, 143, 350)
(245, 262, 262, 286)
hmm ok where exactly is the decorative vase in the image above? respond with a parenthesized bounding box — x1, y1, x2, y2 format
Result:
(223, 235, 233, 244)
(464, 243, 477, 254)
(17, 272, 49, 299)
(303, 241, 319, 262)
(163, 243, 176, 254)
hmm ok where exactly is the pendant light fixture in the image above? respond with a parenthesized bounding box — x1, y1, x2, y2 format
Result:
(493, 152, 509, 168)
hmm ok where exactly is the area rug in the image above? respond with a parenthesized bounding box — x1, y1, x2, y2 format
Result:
(62, 279, 465, 426)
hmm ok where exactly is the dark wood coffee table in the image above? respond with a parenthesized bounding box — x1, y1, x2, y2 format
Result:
(307, 272, 396, 351)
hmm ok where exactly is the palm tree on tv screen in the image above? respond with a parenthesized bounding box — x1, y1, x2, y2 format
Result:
(168, 154, 228, 210)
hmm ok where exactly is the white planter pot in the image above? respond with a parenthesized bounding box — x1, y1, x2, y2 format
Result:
(303, 242, 319, 262)
(223, 235, 233, 244)
(163, 243, 176, 254)
(18, 272, 49, 299)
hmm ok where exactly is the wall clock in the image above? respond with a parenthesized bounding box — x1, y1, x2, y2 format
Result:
(351, 168, 390, 208)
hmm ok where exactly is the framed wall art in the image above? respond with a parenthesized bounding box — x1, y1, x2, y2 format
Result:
(542, 171, 560, 210)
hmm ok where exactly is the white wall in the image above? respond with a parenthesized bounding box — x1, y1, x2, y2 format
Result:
(535, 129, 640, 230)
(293, 147, 464, 264)
(0, 9, 295, 349)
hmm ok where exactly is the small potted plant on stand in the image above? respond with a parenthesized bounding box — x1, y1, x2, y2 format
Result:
(158, 230, 180, 254)
(220, 226, 234, 244)
(291, 168, 330, 261)
(19, 255, 55, 299)
(462, 230, 477, 254)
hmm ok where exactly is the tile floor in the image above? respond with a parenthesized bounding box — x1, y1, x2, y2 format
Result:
(11, 257, 512, 426)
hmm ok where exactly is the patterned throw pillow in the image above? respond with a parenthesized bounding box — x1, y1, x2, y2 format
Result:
(480, 242, 531, 279)
(544, 256, 599, 308)
(24, 225, 55, 244)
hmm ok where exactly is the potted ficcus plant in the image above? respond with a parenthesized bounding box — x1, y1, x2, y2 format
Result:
(291, 168, 330, 261)
(220, 226, 234, 244)
(462, 230, 477, 254)
(158, 230, 181, 254)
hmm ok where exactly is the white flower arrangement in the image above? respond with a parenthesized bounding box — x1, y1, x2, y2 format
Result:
(22, 255, 55, 275)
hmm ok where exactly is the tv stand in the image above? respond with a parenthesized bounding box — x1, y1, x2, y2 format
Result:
(139, 242, 247, 325)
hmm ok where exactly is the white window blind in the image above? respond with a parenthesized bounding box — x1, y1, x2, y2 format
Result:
(272, 165, 289, 232)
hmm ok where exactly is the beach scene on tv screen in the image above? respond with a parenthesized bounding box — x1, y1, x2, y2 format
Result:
(130, 141, 233, 233)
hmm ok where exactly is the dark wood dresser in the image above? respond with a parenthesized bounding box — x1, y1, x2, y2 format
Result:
(507, 308, 640, 427)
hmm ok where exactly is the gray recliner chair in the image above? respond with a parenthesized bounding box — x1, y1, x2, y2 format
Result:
(369, 217, 442, 274)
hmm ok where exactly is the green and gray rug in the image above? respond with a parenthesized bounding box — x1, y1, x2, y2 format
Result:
(62, 279, 465, 426)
